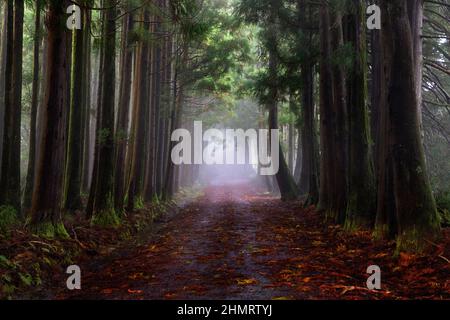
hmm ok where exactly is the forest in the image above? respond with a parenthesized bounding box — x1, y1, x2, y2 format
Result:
(0, 0, 449, 300)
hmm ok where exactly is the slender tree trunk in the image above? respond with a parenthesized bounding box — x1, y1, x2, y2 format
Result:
(81, 10, 92, 193)
(81, 8, 91, 193)
(0, 5, 7, 175)
(407, 0, 424, 132)
(29, 0, 70, 237)
(344, 0, 376, 229)
(329, 10, 348, 224)
(0, 0, 23, 217)
(154, 44, 163, 196)
(127, 9, 150, 210)
(86, 53, 102, 220)
(288, 123, 294, 173)
(88, 4, 118, 226)
(370, 15, 381, 170)
(23, 0, 42, 211)
(299, 62, 319, 205)
(65, 7, 85, 210)
(163, 39, 187, 200)
(318, 3, 334, 212)
(294, 130, 302, 183)
(114, 9, 134, 212)
(143, 16, 158, 201)
(267, 14, 298, 200)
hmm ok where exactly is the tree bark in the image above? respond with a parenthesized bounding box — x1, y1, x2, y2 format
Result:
(30, 0, 70, 237)
(329, 9, 348, 224)
(318, 3, 334, 212)
(0, 4, 7, 175)
(299, 62, 319, 205)
(266, 7, 298, 200)
(89, 4, 118, 226)
(81, 8, 92, 193)
(24, 0, 42, 211)
(344, 0, 376, 229)
(127, 9, 150, 210)
(114, 8, 134, 212)
(0, 0, 23, 217)
(65, 7, 85, 210)
(376, 0, 440, 251)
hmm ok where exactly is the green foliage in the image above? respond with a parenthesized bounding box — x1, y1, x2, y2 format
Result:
(134, 196, 145, 210)
(435, 191, 450, 226)
(0, 255, 14, 268)
(30, 222, 70, 239)
(0, 206, 18, 233)
(91, 203, 120, 227)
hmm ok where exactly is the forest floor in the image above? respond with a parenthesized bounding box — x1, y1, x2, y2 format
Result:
(2, 182, 449, 300)
(41, 182, 448, 300)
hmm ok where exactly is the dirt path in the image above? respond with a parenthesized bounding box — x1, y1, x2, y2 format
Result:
(55, 183, 449, 300)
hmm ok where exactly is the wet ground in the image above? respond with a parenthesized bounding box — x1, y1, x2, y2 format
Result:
(52, 182, 449, 300)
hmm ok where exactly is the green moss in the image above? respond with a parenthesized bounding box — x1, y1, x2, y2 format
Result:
(134, 196, 144, 209)
(30, 222, 70, 239)
(373, 223, 389, 240)
(395, 223, 441, 254)
(18, 273, 33, 287)
(0, 205, 19, 232)
(116, 206, 126, 218)
(435, 191, 450, 226)
(91, 208, 120, 227)
(439, 209, 450, 226)
(344, 214, 372, 232)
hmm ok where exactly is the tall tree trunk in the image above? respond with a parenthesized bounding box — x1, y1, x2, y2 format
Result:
(153, 33, 163, 196)
(370, 14, 381, 171)
(318, 3, 334, 212)
(65, 7, 85, 210)
(299, 62, 319, 205)
(143, 15, 158, 201)
(89, 4, 118, 226)
(163, 39, 187, 200)
(376, 0, 440, 251)
(329, 9, 348, 224)
(86, 52, 102, 220)
(114, 9, 134, 212)
(0, 0, 23, 217)
(29, 0, 70, 237)
(407, 0, 424, 132)
(81, 8, 91, 193)
(24, 0, 42, 211)
(344, 0, 376, 229)
(0, 4, 7, 175)
(127, 9, 150, 210)
(266, 12, 299, 201)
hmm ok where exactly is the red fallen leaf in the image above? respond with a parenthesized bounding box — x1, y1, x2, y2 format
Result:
(127, 289, 143, 294)
(418, 267, 436, 275)
(237, 278, 258, 285)
(101, 288, 113, 294)
(164, 292, 177, 299)
(271, 296, 293, 300)
(399, 252, 418, 266)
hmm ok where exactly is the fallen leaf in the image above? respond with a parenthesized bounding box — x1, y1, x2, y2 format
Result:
(237, 278, 258, 285)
